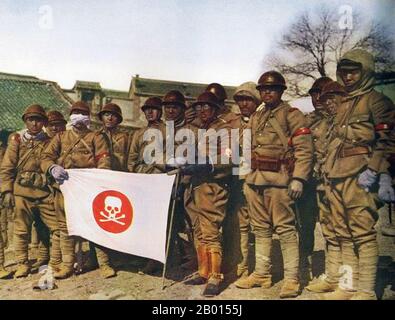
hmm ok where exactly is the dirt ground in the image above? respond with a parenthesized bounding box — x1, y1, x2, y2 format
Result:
(0, 206, 394, 300)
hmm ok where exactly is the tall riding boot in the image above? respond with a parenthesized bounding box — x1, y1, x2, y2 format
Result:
(324, 242, 358, 300)
(306, 244, 341, 293)
(279, 233, 300, 298)
(235, 236, 272, 289)
(185, 244, 209, 285)
(202, 248, 223, 297)
(237, 232, 249, 278)
(351, 241, 378, 300)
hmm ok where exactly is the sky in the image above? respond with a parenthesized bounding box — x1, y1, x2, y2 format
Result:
(0, 0, 393, 91)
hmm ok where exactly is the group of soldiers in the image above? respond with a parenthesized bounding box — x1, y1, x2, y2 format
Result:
(0, 48, 394, 300)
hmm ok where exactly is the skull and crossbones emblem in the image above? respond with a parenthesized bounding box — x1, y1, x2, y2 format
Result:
(99, 196, 126, 225)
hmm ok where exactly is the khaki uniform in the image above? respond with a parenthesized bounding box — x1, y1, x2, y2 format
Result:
(98, 127, 130, 172)
(244, 101, 313, 282)
(0, 132, 59, 268)
(41, 127, 111, 269)
(127, 121, 166, 174)
(322, 51, 395, 298)
(186, 117, 234, 280)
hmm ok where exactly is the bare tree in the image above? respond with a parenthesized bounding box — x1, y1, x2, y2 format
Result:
(265, 7, 395, 97)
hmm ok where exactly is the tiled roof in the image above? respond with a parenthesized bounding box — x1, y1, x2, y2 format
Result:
(131, 76, 236, 101)
(102, 88, 129, 100)
(0, 72, 73, 131)
(73, 81, 102, 91)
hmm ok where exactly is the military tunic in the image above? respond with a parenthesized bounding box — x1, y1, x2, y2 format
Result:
(41, 127, 110, 267)
(98, 127, 130, 172)
(243, 101, 313, 281)
(0, 131, 59, 266)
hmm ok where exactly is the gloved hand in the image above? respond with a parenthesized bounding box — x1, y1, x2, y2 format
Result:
(166, 157, 187, 168)
(358, 168, 377, 190)
(378, 173, 395, 203)
(49, 165, 69, 184)
(288, 179, 304, 200)
(2, 192, 15, 209)
(180, 164, 213, 175)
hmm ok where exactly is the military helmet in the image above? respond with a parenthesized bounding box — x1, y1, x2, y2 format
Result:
(142, 97, 162, 110)
(98, 103, 123, 123)
(256, 71, 287, 90)
(162, 90, 186, 108)
(191, 92, 221, 109)
(47, 110, 67, 124)
(320, 81, 348, 100)
(70, 101, 90, 115)
(205, 83, 227, 102)
(308, 77, 333, 94)
(22, 104, 48, 121)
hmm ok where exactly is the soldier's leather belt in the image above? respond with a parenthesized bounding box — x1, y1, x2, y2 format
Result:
(251, 156, 289, 172)
(339, 146, 369, 158)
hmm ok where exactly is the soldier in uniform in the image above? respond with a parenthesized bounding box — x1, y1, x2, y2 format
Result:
(98, 103, 130, 172)
(0, 139, 12, 279)
(0, 105, 60, 277)
(183, 91, 235, 297)
(205, 83, 240, 127)
(297, 77, 333, 284)
(236, 71, 313, 298)
(161, 91, 201, 272)
(227, 82, 260, 280)
(128, 97, 165, 174)
(41, 101, 114, 279)
(305, 81, 348, 293)
(45, 110, 67, 138)
(322, 49, 395, 300)
(128, 97, 165, 274)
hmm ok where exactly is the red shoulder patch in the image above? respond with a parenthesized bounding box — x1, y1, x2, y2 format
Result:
(289, 107, 299, 113)
(10, 133, 21, 144)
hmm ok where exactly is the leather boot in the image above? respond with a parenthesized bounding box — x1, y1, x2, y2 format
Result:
(235, 236, 272, 288)
(202, 248, 223, 297)
(306, 245, 341, 293)
(236, 232, 249, 278)
(185, 244, 209, 285)
(353, 241, 378, 299)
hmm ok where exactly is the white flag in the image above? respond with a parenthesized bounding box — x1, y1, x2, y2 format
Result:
(59, 169, 175, 263)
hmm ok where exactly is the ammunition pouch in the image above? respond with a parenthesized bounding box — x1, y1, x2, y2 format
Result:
(251, 155, 295, 175)
(17, 171, 48, 190)
(339, 145, 369, 158)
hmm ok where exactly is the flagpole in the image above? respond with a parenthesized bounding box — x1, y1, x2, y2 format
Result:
(162, 169, 181, 290)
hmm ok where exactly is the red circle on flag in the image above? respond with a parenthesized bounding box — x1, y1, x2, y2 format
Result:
(92, 190, 133, 234)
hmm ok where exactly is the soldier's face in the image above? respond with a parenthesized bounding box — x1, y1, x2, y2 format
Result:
(25, 116, 46, 134)
(259, 86, 283, 108)
(143, 107, 161, 122)
(339, 68, 362, 87)
(197, 104, 216, 123)
(47, 122, 66, 136)
(322, 94, 339, 115)
(310, 91, 324, 111)
(102, 112, 121, 129)
(164, 104, 184, 121)
(235, 96, 257, 117)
